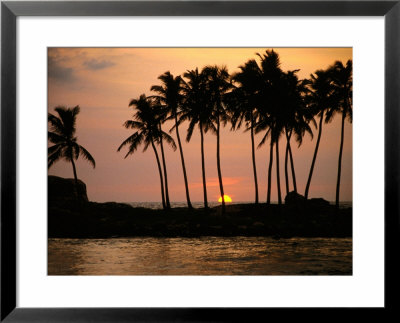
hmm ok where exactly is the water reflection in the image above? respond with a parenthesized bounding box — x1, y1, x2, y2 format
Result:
(48, 237, 352, 275)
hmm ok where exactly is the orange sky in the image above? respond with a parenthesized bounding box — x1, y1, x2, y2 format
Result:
(48, 48, 352, 203)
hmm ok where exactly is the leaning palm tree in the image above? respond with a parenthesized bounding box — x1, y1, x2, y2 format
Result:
(180, 68, 215, 208)
(117, 94, 176, 210)
(157, 115, 172, 209)
(151, 72, 193, 209)
(152, 98, 173, 209)
(304, 69, 336, 199)
(203, 65, 233, 212)
(229, 59, 262, 204)
(327, 60, 353, 208)
(48, 106, 95, 199)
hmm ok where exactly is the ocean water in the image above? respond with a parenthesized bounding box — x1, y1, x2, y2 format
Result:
(48, 236, 352, 275)
(126, 201, 353, 209)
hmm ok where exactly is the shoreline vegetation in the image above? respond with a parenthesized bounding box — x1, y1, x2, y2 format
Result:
(48, 176, 351, 239)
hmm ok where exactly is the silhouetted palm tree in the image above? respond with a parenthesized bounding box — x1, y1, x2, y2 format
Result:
(327, 60, 352, 207)
(254, 50, 285, 205)
(281, 71, 314, 195)
(117, 95, 176, 210)
(304, 69, 336, 199)
(181, 68, 216, 208)
(203, 65, 233, 212)
(151, 72, 193, 209)
(229, 59, 262, 204)
(150, 96, 174, 210)
(48, 106, 95, 198)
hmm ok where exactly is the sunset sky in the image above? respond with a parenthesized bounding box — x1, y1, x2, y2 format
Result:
(48, 48, 352, 203)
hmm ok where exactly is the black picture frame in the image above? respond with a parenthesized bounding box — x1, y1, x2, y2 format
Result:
(1, 0, 399, 321)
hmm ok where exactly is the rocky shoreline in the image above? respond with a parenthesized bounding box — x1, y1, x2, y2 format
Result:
(48, 201, 352, 239)
(48, 176, 352, 239)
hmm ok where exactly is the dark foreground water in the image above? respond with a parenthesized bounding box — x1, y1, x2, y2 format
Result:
(48, 237, 352, 275)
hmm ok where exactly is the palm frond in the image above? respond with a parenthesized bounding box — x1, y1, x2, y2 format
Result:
(48, 144, 62, 156)
(48, 131, 66, 144)
(257, 130, 270, 149)
(186, 120, 196, 142)
(150, 85, 165, 94)
(48, 113, 65, 135)
(204, 121, 217, 134)
(54, 105, 80, 137)
(117, 132, 142, 153)
(79, 145, 96, 168)
(160, 132, 177, 151)
(123, 120, 144, 129)
(142, 139, 151, 153)
(48, 147, 63, 169)
(72, 142, 80, 160)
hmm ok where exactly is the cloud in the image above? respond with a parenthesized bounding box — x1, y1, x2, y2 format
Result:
(83, 58, 116, 70)
(48, 56, 75, 82)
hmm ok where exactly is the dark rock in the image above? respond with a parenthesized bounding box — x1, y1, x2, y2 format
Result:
(308, 198, 330, 208)
(285, 192, 331, 210)
(285, 191, 306, 206)
(48, 175, 88, 206)
(48, 200, 352, 239)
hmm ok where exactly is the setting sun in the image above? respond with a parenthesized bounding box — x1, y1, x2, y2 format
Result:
(218, 195, 232, 203)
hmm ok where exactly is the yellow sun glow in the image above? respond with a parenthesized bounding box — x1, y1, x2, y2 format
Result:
(218, 195, 232, 203)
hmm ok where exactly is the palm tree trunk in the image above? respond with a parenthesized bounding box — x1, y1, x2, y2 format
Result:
(159, 127, 171, 209)
(70, 157, 79, 199)
(71, 158, 78, 185)
(151, 141, 166, 210)
(284, 132, 290, 197)
(250, 115, 259, 204)
(216, 115, 225, 213)
(200, 123, 208, 208)
(286, 131, 297, 193)
(275, 137, 282, 205)
(287, 134, 297, 193)
(335, 111, 345, 208)
(174, 114, 192, 209)
(267, 138, 274, 205)
(305, 111, 324, 199)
